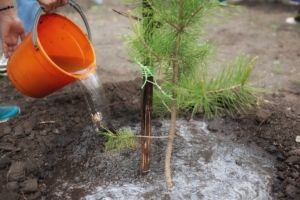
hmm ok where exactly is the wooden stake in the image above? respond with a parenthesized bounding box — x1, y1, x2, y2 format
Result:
(140, 0, 154, 173)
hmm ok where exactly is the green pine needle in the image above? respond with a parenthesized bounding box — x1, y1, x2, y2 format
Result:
(98, 127, 138, 153)
(153, 56, 263, 118)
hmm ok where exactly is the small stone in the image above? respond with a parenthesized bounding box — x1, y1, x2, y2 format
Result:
(296, 136, 300, 143)
(277, 155, 286, 161)
(20, 179, 38, 193)
(3, 126, 12, 134)
(255, 109, 272, 123)
(0, 157, 12, 169)
(28, 132, 35, 140)
(53, 128, 59, 134)
(275, 191, 285, 198)
(268, 145, 278, 154)
(275, 162, 285, 171)
(285, 185, 297, 198)
(74, 117, 81, 124)
(286, 177, 296, 185)
(22, 122, 33, 135)
(24, 128, 32, 136)
(235, 160, 242, 166)
(39, 184, 47, 194)
(67, 107, 75, 116)
(207, 121, 219, 132)
(6, 137, 15, 144)
(290, 170, 299, 179)
(13, 126, 25, 138)
(277, 171, 285, 180)
(285, 156, 300, 165)
(40, 130, 47, 136)
(25, 191, 41, 200)
(7, 162, 26, 182)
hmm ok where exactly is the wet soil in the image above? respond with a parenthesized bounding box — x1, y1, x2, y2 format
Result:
(0, 0, 300, 199)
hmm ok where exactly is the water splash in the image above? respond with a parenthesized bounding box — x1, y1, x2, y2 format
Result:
(43, 120, 275, 200)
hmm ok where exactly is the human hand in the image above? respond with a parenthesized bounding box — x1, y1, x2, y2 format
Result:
(0, 10, 25, 58)
(36, 0, 68, 13)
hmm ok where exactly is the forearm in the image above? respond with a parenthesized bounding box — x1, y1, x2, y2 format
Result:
(0, 0, 16, 21)
(0, 0, 14, 7)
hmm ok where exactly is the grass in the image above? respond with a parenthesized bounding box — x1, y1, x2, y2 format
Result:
(273, 60, 281, 74)
(269, 23, 281, 32)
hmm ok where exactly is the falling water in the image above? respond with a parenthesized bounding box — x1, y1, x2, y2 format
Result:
(76, 71, 111, 131)
(43, 120, 275, 200)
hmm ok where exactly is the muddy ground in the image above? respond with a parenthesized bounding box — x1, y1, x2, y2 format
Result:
(0, 0, 300, 199)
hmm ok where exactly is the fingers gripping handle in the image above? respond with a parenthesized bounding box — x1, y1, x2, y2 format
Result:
(32, 0, 92, 48)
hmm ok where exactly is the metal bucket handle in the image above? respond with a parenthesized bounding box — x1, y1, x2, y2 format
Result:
(32, 0, 92, 48)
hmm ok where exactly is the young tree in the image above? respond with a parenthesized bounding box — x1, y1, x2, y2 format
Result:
(123, 0, 260, 188)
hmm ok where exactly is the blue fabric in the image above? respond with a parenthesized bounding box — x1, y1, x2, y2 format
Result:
(0, 106, 20, 121)
(16, 0, 40, 35)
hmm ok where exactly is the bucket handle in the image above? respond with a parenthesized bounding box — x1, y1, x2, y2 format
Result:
(32, 0, 92, 48)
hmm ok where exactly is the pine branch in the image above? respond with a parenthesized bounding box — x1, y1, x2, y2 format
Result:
(206, 84, 242, 94)
(99, 127, 138, 152)
(128, 12, 183, 62)
(145, 0, 179, 30)
(183, 0, 210, 29)
(127, 12, 203, 63)
(112, 8, 141, 20)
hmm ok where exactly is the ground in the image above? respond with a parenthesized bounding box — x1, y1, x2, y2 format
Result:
(0, 0, 300, 199)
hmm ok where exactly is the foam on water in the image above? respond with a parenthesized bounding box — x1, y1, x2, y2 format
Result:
(43, 120, 275, 200)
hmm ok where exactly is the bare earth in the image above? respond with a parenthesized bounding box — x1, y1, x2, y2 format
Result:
(0, 0, 300, 199)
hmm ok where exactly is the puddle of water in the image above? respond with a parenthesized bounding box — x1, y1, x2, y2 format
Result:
(43, 120, 275, 200)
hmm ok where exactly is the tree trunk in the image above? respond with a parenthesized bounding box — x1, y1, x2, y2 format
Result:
(165, 0, 182, 187)
(165, 102, 177, 188)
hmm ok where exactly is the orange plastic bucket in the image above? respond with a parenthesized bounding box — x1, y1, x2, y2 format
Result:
(7, 3, 96, 98)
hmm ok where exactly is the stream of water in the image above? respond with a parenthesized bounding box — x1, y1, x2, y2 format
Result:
(43, 119, 275, 200)
(77, 72, 111, 131)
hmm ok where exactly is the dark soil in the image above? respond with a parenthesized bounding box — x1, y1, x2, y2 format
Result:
(0, 0, 300, 200)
